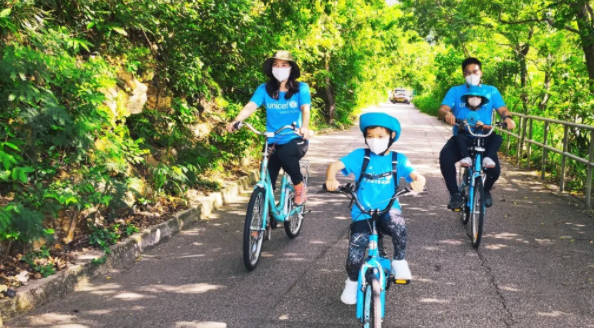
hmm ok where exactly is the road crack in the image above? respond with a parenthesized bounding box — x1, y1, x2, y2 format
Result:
(477, 251, 516, 327)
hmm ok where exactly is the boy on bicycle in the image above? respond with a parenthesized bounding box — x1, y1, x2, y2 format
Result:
(455, 86, 504, 168)
(325, 112, 426, 305)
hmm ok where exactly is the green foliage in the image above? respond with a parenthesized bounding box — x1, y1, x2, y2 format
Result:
(89, 224, 121, 254)
(401, 0, 594, 192)
(0, 0, 432, 251)
(21, 246, 56, 278)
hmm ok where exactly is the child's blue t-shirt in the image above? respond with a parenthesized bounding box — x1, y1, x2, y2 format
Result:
(249, 82, 312, 145)
(340, 149, 415, 221)
(441, 84, 506, 126)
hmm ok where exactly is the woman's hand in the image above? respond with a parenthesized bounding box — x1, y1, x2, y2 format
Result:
(226, 121, 238, 133)
(325, 179, 340, 191)
(299, 127, 312, 140)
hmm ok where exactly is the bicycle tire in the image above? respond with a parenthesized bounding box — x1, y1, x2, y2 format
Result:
(284, 193, 303, 238)
(459, 167, 470, 225)
(370, 275, 383, 328)
(470, 177, 485, 248)
(284, 167, 308, 238)
(243, 187, 266, 271)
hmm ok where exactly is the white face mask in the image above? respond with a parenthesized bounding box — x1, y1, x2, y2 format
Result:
(467, 96, 482, 108)
(465, 74, 481, 86)
(366, 138, 390, 155)
(272, 67, 291, 82)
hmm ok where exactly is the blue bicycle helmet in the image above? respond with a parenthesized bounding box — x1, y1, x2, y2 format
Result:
(359, 112, 401, 143)
(461, 85, 489, 106)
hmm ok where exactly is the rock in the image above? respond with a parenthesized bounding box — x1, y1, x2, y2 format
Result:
(190, 122, 214, 139)
(0, 284, 7, 293)
(16, 271, 29, 284)
(128, 177, 148, 197)
(127, 79, 148, 115)
(4, 287, 16, 298)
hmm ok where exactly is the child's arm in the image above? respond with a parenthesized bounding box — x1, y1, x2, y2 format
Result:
(325, 160, 346, 191)
(409, 171, 426, 192)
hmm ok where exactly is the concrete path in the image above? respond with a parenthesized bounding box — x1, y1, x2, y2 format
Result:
(7, 103, 594, 328)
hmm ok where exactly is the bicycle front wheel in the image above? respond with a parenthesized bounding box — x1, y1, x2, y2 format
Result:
(459, 167, 470, 225)
(470, 177, 485, 248)
(243, 187, 266, 271)
(370, 275, 382, 328)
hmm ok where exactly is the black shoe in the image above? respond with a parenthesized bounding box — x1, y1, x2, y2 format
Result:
(447, 193, 463, 210)
(484, 191, 493, 208)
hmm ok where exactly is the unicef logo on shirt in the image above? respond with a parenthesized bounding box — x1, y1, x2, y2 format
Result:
(289, 101, 298, 108)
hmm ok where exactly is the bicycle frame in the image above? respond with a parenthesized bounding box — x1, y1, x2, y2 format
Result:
(239, 122, 304, 231)
(355, 219, 390, 322)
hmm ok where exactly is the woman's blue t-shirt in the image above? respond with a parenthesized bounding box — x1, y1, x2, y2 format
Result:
(340, 149, 415, 221)
(249, 82, 312, 145)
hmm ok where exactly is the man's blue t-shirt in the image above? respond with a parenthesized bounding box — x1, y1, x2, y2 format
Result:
(340, 149, 415, 221)
(441, 84, 506, 125)
(249, 82, 311, 144)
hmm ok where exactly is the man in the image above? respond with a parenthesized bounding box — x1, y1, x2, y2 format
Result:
(438, 57, 516, 210)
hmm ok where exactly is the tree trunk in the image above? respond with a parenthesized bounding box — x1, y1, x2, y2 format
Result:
(324, 55, 336, 125)
(518, 30, 533, 114)
(538, 70, 551, 111)
(573, 2, 594, 87)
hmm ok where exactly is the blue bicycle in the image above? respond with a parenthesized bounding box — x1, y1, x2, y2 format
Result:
(234, 122, 310, 271)
(454, 118, 506, 248)
(323, 183, 418, 328)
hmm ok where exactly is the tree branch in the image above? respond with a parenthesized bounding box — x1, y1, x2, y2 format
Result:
(497, 10, 581, 34)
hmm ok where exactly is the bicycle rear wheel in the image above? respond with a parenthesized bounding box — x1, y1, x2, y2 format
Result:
(243, 187, 266, 271)
(284, 162, 309, 238)
(470, 177, 485, 248)
(284, 192, 303, 238)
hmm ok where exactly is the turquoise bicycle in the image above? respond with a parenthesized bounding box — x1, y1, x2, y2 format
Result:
(454, 116, 506, 248)
(322, 183, 419, 328)
(234, 122, 310, 271)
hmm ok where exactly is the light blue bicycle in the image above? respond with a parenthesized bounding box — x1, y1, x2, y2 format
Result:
(323, 183, 417, 328)
(234, 121, 309, 271)
(454, 115, 507, 248)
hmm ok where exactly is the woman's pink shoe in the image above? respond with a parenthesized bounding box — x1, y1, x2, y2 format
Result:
(294, 182, 307, 205)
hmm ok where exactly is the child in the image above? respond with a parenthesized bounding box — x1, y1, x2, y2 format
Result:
(456, 86, 503, 169)
(325, 112, 426, 305)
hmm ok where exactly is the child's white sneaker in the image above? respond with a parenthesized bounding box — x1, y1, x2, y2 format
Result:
(483, 157, 496, 168)
(460, 157, 472, 167)
(392, 259, 412, 281)
(340, 278, 358, 305)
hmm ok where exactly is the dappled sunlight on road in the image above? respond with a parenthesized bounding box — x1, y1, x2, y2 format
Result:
(419, 298, 450, 304)
(138, 283, 224, 294)
(175, 322, 227, 328)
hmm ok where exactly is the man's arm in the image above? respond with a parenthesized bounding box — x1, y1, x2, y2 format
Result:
(438, 104, 456, 125)
(496, 106, 516, 130)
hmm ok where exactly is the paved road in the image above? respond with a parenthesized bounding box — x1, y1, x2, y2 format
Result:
(8, 103, 594, 328)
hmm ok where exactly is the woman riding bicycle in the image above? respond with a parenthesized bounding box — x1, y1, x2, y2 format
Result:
(226, 51, 311, 205)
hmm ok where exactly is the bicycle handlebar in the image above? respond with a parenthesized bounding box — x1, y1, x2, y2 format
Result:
(321, 183, 397, 217)
(454, 119, 507, 138)
(233, 121, 314, 138)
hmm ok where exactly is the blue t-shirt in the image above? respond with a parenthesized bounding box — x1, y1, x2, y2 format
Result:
(441, 84, 506, 125)
(249, 82, 312, 144)
(340, 149, 415, 221)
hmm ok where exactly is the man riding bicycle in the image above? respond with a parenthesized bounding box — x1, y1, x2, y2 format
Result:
(438, 57, 516, 210)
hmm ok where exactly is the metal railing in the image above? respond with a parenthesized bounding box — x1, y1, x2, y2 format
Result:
(497, 113, 594, 207)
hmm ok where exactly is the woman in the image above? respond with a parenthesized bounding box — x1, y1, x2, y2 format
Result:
(226, 51, 311, 205)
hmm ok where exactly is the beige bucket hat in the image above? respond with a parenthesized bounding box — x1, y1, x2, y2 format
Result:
(263, 50, 301, 79)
